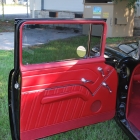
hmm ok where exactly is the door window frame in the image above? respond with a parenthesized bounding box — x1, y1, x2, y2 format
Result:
(19, 19, 107, 71)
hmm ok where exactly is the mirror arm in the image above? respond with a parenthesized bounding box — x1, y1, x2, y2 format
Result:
(87, 24, 92, 57)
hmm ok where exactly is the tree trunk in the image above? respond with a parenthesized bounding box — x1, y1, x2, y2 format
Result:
(14, 0, 18, 4)
(1, 0, 4, 21)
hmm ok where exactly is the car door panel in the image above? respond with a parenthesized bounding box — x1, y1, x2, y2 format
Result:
(7, 19, 119, 140)
(20, 58, 118, 140)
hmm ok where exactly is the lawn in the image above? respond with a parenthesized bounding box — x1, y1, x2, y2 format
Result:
(0, 35, 130, 140)
(22, 35, 101, 64)
(0, 50, 14, 140)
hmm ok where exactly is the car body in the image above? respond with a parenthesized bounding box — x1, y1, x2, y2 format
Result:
(8, 18, 140, 140)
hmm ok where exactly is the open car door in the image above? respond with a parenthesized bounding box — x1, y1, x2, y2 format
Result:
(8, 19, 118, 140)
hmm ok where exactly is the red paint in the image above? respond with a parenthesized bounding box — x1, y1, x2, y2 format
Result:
(21, 110, 115, 140)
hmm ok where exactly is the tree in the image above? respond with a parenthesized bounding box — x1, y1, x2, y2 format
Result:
(113, 0, 139, 9)
(0, 0, 5, 21)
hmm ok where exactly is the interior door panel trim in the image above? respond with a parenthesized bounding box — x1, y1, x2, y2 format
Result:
(20, 110, 115, 140)
(41, 91, 90, 104)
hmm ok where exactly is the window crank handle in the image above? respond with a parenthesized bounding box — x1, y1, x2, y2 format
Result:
(102, 82, 112, 93)
(97, 67, 105, 77)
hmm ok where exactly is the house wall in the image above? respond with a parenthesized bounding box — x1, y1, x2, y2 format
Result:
(30, 0, 84, 18)
(30, 0, 83, 12)
(30, 0, 41, 10)
(44, 0, 83, 12)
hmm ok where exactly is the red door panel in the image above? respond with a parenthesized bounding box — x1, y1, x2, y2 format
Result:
(20, 59, 118, 140)
(18, 19, 118, 140)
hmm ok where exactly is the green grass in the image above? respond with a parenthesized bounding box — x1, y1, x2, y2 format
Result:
(0, 50, 14, 140)
(23, 36, 87, 64)
(23, 35, 133, 65)
(106, 37, 124, 44)
(22, 35, 101, 65)
(0, 36, 130, 140)
(43, 120, 129, 140)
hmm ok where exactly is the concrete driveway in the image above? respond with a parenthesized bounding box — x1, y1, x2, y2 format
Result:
(0, 32, 14, 50)
(22, 28, 81, 47)
(0, 28, 81, 50)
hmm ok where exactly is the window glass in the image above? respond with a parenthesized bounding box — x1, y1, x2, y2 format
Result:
(22, 23, 103, 65)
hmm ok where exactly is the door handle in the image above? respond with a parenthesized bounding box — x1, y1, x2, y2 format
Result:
(81, 78, 93, 83)
(102, 82, 112, 93)
(41, 91, 89, 104)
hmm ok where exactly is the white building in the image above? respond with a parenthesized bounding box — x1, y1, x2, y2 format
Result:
(30, 0, 84, 18)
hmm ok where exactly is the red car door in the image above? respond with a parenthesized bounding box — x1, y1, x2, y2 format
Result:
(9, 19, 118, 140)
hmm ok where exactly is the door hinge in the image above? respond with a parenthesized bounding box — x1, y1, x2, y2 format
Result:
(14, 82, 20, 89)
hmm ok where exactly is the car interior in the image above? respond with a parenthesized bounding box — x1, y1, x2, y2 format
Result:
(126, 63, 140, 139)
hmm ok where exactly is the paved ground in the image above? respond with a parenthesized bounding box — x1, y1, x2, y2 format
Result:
(0, 14, 29, 20)
(0, 32, 14, 50)
(23, 28, 81, 47)
(0, 28, 81, 50)
(0, 5, 29, 50)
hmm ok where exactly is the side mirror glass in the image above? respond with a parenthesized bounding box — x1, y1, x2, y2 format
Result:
(77, 46, 86, 57)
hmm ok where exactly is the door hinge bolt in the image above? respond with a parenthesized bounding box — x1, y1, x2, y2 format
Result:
(14, 82, 20, 89)
(125, 85, 128, 90)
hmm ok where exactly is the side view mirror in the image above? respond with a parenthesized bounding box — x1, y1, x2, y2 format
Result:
(77, 46, 86, 57)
